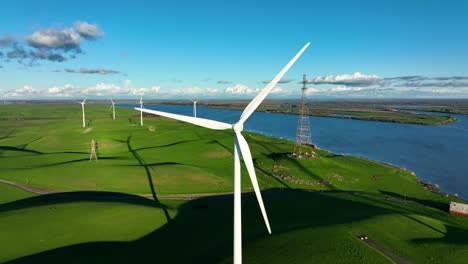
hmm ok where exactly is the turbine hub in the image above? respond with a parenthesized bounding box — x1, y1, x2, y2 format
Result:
(232, 122, 243, 133)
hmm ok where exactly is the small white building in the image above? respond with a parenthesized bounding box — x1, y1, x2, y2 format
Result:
(449, 202, 468, 216)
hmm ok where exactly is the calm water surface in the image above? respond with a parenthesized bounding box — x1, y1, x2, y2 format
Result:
(122, 104, 468, 199)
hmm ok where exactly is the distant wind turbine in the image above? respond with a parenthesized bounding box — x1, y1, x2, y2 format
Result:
(191, 99, 198, 117)
(135, 42, 310, 264)
(139, 96, 144, 126)
(79, 97, 87, 128)
(110, 99, 116, 120)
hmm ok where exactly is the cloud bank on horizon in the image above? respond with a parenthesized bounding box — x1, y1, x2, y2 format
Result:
(2, 72, 468, 99)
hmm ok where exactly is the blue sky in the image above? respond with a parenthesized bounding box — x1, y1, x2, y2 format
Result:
(1, 0, 468, 99)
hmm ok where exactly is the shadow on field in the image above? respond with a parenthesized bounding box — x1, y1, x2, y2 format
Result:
(134, 139, 198, 151)
(16, 136, 43, 149)
(120, 161, 185, 167)
(209, 138, 291, 188)
(267, 152, 336, 189)
(0, 191, 165, 214)
(402, 214, 446, 234)
(0, 146, 43, 154)
(210, 139, 232, 154)
(0, 129, 16, 141)
(35, 157, 122, 168)
(253, 158, 290, 189)
(378, 190, 449, 212)
(6, 189, 466, 264)
(411, 224, 468, 245)
(121, 135, 171, 222)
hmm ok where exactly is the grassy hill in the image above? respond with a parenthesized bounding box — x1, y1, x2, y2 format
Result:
(1, 103, 467, 263)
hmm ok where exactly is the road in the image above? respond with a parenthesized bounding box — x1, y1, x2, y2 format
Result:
(357, 234, 411, 264)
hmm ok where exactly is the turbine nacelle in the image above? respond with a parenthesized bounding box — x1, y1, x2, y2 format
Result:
(232, 122, 244, 133)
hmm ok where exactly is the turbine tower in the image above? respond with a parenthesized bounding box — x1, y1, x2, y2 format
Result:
(135, 42, 310, 264)
(191, 100, 198, 118)
(139, 96, 144, 126)
(293, 74, 313, 158)
(110, 99, 116, 120)
(80, 98, 87, 128)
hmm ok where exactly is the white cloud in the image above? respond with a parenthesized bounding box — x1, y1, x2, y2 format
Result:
(83, 83, 123, 95)
(225, 84, 259, 95)
(175, 86, 219, 95)
(270, 87, 290, 95)
(311, 72, 381, 87)
(73, 21, 103, 39)
(329, 86, 363, 92)
(129, 86, 161, 95)
(305, 87, 319, 95)
(1, 85, 38, 97)
(47, 84, 77, 97)
(1, 21, 104, 65)
(27, 28, 81, 50)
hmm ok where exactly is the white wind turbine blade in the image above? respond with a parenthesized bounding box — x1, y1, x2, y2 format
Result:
(238, 42, 310, 124)
(235, 132, 271, 234)
(82, 97, 87, 104)
(135, 107, 231, 130)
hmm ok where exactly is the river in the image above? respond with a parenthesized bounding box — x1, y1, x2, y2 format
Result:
(121, 104, 468, 199)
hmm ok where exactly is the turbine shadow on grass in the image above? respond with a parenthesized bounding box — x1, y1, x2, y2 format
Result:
(122, 135, 171, 222)
(410, 224, 468, 245)
(0, 191, 165, 214)
(134, 139, 198, 151)
(7, 190, 466, 263)
(16, 136, 43, 149)
(267, 152, 336, 189)
(402, 214, 446, 234)
(378, 190, 449, 212)
(119, 161, 184, 167)
(0, 129, 16, 141)
(0, 151, 91, 159)
(0, 146, 43, 154)
(210, 138, 291, 188)
(32, 157, 122, 168)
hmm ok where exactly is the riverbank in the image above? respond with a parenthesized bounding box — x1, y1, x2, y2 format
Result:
(201, 104, 457, 125)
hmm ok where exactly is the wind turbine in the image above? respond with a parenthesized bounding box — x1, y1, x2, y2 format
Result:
(191, 99, 198, 117)
(135, 42, 309, 264)
(110, 99, 116, 120)
(139, 96, 144, 126)
(79, 97, 87, 128)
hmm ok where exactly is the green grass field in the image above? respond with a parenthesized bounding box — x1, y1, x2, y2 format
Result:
(1, 103, 467, 263)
